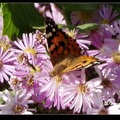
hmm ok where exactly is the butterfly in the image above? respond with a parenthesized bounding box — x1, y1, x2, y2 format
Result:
(45, 17, 101, 76)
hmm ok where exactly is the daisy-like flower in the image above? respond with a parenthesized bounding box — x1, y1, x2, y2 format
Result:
(61, 69, 102, 114)
(0, 89, 34, 115)
(12, 32, 49, 80)
(90, 25, 118, 49)
(99, 4, 119, 24)
(100, 20, 120, 70)
(88, 24, 120, 75)
(45, 3, 66, 25)
(14, 54, 48, 97)
(94, 65, 120, 101)
(34, 59, 80, 111)
(14, 50, 48, 77)
(103, 42, 120, 72)
(71, 11, 94, 26)
(88, 26, 119, 63)
(13, 32, 47, 63)
(70, 5, 101, 26)
(86, 93, 120, 115)
(0, 47, 16, 83)
(34, 59, 63, 110)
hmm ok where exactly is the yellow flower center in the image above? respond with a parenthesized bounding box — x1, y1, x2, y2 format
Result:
(50, 71, 63, 87)
(30, 66, 41, 75)
(36, 32, 46, 43)
(26, 76, 34, 86)
(77, 84, 88, 94)
(54, 75, 62, 86)
(102, 19, 110, 24)
(24, 47, 37, 55)
(64, 28, 76, 39)
(112, 51, 120, 64)
(0, 40, 11, 51)
(14, 105, 23, 113)
(11, 78, 19, 86)
(17, 53, 26, 63)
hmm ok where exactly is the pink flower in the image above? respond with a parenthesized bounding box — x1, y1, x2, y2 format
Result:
(61, 69, 102, 114)
(88, 25, 119, 64)
(14, 55, 48, 96)
(76, 32, 91, 50)
(99, 4, 119, 24)
(87, 93, 120, 115)
(71, 11, 95, 26)
(0, 89, 34, 114)
(34, 59, 80, 110)
(34, 59, 63, 110)
(94, 65, 120, 100)
(13, 32, 49, 79)
(13, 33, 47, 62)
(70, 6, 101, 26)
(14, 53, 47, 77)
(0, 47, 16, 83)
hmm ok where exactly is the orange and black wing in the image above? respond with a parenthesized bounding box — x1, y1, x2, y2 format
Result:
(45, 17, 82, 65)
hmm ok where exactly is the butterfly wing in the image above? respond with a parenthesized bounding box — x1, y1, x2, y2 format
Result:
(45, 17, 81, 66)
(61, 55, 101, 74)
(50, 54, 102, 76)
(45, 17, 103, 74)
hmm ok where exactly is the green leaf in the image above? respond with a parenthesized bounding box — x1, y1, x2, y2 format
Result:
(76, 23, 98, 33)
(57, 24, 66, 29)
(2, 3, 44, 40)
(58, 24, 75, 30)
(32, 25, 45, 30)
(65, 4, 100, 12)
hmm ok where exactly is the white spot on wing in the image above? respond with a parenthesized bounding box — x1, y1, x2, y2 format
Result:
(52, 28, 56, 32)
(47, 32, 52, 38)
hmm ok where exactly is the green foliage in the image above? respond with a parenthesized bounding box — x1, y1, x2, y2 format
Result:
(2, 3, 44, 40)
(1, 3, 119, 40)
(57, 23, 98, 33)
(76, 23, 98, 33)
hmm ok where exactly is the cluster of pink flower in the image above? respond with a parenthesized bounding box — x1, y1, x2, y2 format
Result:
(0, 3, 120, 115)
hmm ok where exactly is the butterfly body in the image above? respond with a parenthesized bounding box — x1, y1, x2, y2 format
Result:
(45, 17, 101, 76)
